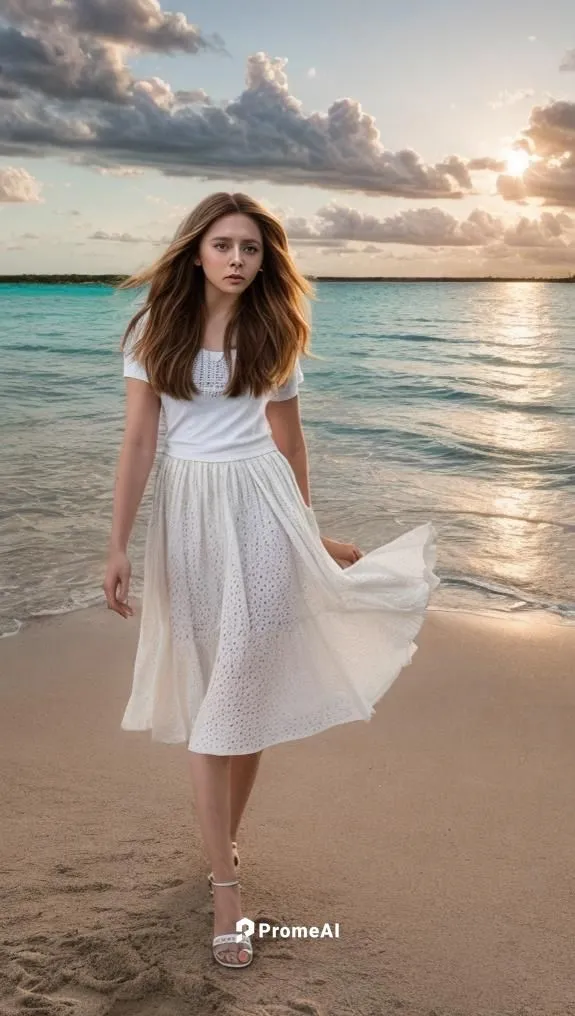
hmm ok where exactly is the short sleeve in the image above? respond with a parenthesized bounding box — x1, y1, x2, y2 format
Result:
(123, 314, 149, 383)
(269, 358, 304, 402)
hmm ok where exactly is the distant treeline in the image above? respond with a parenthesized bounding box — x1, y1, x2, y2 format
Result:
(310, 275, 575, 283)
(0, 274, 128, 285)
(0, 274, 574, 285)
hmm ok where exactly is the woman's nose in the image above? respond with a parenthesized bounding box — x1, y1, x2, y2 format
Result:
(229, 247, 243, 265)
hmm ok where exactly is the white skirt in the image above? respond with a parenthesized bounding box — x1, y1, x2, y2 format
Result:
(121, 449, 440, 755)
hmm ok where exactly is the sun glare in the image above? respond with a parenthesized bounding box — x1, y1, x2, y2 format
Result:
(505, 148, 531, 177)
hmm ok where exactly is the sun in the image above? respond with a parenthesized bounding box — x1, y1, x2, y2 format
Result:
(505, 148, 531, 176)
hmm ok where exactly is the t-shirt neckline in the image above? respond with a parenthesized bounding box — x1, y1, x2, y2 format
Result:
(199, 347, 237, 356)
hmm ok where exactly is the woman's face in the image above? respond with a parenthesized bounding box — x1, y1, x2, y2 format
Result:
(196, 213, 264, 296)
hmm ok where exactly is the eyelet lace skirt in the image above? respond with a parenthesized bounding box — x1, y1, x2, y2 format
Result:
(121, 449, 440, 755)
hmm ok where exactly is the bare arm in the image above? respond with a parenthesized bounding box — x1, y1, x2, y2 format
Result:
(265, 394, 364, 568)
(108, 378, 161, 553)
(265, 395, 311, 506)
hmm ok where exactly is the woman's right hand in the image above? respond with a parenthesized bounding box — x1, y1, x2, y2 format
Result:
(102, 550, 134, 618)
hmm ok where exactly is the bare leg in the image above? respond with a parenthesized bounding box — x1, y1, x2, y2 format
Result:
(229, 750, 263, 841)
(188, 751, 249, 965)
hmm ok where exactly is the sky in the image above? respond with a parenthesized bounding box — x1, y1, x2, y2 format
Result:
(0, 0, 574, 277)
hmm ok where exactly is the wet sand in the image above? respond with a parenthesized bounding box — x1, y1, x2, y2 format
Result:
(1, 605, 574, 1016)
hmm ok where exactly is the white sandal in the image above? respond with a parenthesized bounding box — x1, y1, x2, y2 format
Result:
(211, 877, 253, 969)
(208, 841, 240, 894)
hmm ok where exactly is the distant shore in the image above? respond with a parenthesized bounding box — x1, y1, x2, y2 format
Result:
(0, 273, 574, 285)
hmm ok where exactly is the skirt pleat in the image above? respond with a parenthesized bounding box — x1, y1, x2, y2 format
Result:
(121, 449, 440, 754)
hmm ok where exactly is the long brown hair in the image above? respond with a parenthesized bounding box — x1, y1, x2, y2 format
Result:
(118, 192, 316, 399)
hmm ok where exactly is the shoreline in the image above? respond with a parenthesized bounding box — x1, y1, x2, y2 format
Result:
(1, 274, 574, 285)
(2, 598, 575, 642)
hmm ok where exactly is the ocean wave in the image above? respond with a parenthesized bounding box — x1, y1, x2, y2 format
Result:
(470, 352, 564, 368)
(325, 420, 572, 474)
(4, 343, 115, 357)
(439, 573, 575, 619)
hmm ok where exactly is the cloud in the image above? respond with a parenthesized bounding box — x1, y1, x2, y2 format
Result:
(0, 5, 475, 198)
(494, 99, 575, 206)
(489, 88, 534, 109)
(435, 155, 472, 189)
(525, 100, 575, 157)
(467, 156, 507, 172)
(1, 0, 223, 54)
(95, 165, 145, 177)
(89, 230, 152, 242)
(285, 202, 575, 252)
(483, 239, 575, 265)
(511, 244, 575, 263)
(3, 5, 560, 207)
(289, 235, 346, 248)
(0, 166, 42, 201)
(0, 1, 223, 105)
(286, 204, 504, 246)
(307, 68, 317, 79)
(496, 174, 528, 202)
(502, 210, 574, 246)
(89, 229, 170, 243)
(0, 26, 133, 103)
(559, 49, 575, 71)
(1, 230, 40, 242)
(174, 88, 210, 105)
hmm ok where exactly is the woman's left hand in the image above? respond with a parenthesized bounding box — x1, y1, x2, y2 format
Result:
(320, 535, 364, 568)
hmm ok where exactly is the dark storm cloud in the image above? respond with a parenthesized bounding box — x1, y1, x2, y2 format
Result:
(0, 2, 527, 201)
(0, 0, 223, 105)
(0, 25, 132, 103)
(0, 51, 474, 198)
(1, 0, 223, 54)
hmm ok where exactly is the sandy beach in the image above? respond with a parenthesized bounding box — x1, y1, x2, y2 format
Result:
(1, 605, 574, 1016)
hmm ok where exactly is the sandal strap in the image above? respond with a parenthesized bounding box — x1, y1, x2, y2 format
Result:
(213, 933, 251, 946)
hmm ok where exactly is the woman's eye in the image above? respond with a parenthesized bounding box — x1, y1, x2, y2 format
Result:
(213, 242, 259, 253)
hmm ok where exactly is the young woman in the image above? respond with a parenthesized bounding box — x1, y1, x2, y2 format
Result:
(102, 191, 439, 970)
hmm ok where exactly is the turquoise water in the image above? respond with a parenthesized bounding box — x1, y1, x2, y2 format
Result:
(1, 281, 574, 637)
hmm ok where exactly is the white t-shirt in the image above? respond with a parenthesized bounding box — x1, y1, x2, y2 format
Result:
(123, 325, 304, 462)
